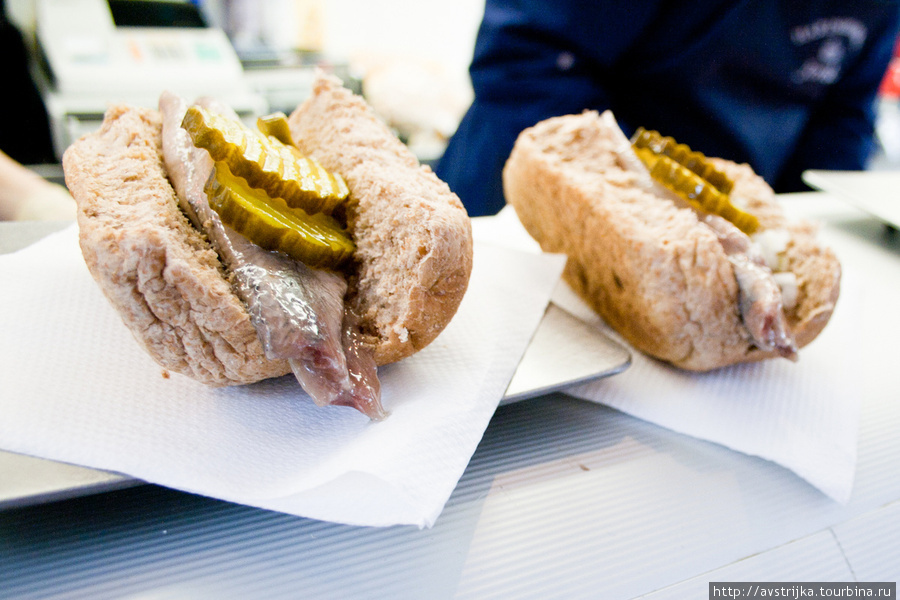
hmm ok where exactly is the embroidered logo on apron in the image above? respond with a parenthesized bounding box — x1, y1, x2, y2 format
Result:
(791, 17, 867, 85)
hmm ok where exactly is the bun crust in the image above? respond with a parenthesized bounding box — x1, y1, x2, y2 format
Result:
(288, 73, 473, 364)
(503, 111, 840, 370)
(63, 105, 289, 385)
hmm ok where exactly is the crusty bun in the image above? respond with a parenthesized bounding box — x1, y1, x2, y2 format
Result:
(503, 110, 840, 370)
(288, 73, 474, 365)
(62, 76, 473, 386)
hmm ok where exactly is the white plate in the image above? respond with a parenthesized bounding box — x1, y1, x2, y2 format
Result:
(802, 169, 900, 229)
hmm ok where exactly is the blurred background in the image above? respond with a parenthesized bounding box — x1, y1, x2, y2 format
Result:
(1, 0, 898, 217)
(2, 0, 482, 175)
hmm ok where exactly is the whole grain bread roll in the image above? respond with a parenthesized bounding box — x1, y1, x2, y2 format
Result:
(503, 110, 840, 370)
(62, 75, 473, 386)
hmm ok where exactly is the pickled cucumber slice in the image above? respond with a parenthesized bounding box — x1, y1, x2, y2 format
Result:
(631, 128, 759, 234)
(632, 127, 734, 194)
(634, 147, 760, 234)
(205, 163, 355, 269)
(257, 112, 295, 146)
(183, 105, 350, 215)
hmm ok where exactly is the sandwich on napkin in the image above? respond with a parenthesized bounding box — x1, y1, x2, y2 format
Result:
(503, 110, 840, 370)
(63, 72, 474, 419)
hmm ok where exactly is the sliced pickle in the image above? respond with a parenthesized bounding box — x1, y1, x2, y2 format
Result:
(634, 147, 760, 234)
(182, 105, 350, 215)
(632, 127, 734, 194)
(205, 163, 355, 269)
(257, 112, 295, 146)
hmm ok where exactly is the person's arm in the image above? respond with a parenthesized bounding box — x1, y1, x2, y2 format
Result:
(0, 150, 75, 221)
(775, 14, 900, 192)
(436, 0, 661, 216)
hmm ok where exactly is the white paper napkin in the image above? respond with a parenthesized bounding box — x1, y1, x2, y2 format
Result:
(0, 224, 565, 528)
(474, 207, 862, 503)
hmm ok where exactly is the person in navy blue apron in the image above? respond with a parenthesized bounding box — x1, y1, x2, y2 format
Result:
(437, 1, 900, 216)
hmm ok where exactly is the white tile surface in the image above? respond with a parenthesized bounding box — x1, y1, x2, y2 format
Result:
(636, 531, 854, 599)
(833, 500, 900, 582)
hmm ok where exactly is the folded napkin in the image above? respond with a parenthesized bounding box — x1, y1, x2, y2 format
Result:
(473, 208, 862, 503)
(0, 224, 565, 527)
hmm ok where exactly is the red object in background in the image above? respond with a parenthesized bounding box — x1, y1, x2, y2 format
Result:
(879, 35, 900, 99)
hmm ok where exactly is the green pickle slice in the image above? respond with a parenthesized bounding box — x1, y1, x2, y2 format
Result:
(257, 112, 296, 146)
(631, 127, 759, 234)
(632, 127, 734, 194)
(206, 163, 355, 270)
(182, 105, 350, 216)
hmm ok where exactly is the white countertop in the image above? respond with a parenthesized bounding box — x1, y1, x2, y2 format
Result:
(1, 192, 898, 598)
